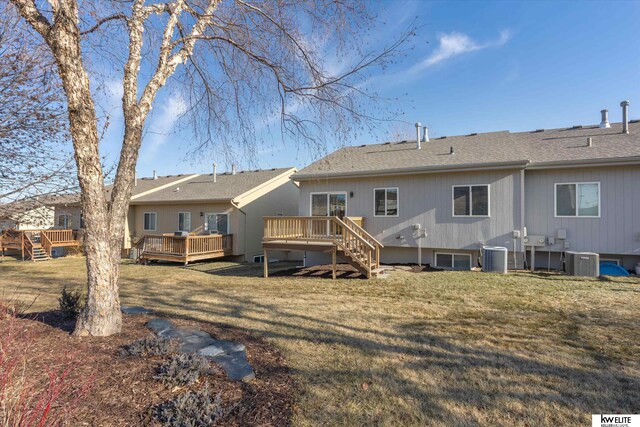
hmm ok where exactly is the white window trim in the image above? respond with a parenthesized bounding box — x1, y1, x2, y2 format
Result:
(253, 255, 265, 263)
(554, 182, 601, 218)
(309, 192, 348, 217)
(600, 258, 620, 265)
(177, 212, 191, 232)
(143, 212, 157, 231)
(58, 214, 70, 228)
(373, 187, 399, 218)
(205, 212, 230, 234)
(434, 252, 473, 270)
(452, 184, 491, 217)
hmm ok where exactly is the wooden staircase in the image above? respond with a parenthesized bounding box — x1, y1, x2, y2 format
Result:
(263, 216, 385, 279)
(30, 245, 51, 262)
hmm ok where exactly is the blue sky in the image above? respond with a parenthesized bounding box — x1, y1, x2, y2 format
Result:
(99, 0, 640, 178)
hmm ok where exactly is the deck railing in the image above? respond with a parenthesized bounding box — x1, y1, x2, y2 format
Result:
(44, 229, 76, 242)
(1, 228, 81, 261)
(136, 233, 233, 263)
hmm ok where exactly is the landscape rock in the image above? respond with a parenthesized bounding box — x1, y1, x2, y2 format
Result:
(209, 339, 246, 354)
(212, 351, 255, 382)
(198, 345, 225, 357)
(178, 335, 217, 354)
(121, 305, 153, 314)
(146, 318, 175, 334)
(145, 319, 254, 381)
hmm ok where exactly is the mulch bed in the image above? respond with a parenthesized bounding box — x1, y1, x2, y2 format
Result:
(271, 263, 443, 279)
(3, 312, 296, 426)
(271, 263, 366, 279)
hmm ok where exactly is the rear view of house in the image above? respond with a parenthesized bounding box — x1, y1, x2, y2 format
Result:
(265, 102, 639, 273)
(53, 167, 299, 264)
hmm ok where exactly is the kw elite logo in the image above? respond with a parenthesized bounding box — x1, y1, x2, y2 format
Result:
(592, 414, 639, 427)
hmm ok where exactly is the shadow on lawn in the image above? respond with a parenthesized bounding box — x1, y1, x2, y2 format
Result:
(121, 276, 640, 425)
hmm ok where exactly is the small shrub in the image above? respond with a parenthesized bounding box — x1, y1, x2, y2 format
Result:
(154, 384, 224, 427)
(0, 309, 91, 425)
(154, 353, 212, 387)
(58, 286, 84, 320)
(120, 335, 177, 358)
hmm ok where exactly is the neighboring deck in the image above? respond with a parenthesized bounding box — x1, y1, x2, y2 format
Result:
(262, 216, 383, 279)
(135, 234, 233, 265)
(1, 229, 82, 261)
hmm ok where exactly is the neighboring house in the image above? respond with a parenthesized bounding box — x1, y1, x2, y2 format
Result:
(286, 104, 640, 271)
(0, 201, 54, 231)
(53, 168, 299, 262)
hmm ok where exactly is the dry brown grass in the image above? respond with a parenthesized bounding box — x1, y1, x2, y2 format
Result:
(1, 256, 638, 426)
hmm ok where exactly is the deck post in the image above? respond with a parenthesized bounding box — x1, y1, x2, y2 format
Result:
(332, 246, 337, 280)
(184, 236, 190, 266)
(263, 249, 269, 278)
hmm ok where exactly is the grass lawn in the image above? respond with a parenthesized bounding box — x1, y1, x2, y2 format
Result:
(1, 256, 639, 426)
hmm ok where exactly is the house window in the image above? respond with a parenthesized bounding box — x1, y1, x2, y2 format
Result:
(453, 185, 489, 216)
(143, 212, 157, 231)
(253, 255, 265, 263)
(374, 188, 398, 217)
(435, 253, 473, 270)
(178, 212, 191, 232)
(57, 214, 69, 228)
(205, 213, 229, 234)
(310, 192, 347, 217)
(555, 182, 600, 217)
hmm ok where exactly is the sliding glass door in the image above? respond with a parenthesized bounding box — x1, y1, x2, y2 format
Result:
(311, 192, 347, 218)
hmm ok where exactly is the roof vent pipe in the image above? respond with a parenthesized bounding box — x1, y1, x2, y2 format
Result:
(415, 122, 422, 149)
(153, 170, 158, 180)
(599, 109, 610, 128)
(213, 163, 217, 182)
(587, 137, 593, 147)
(621, 100, 630, 134)
(422, 126, 429, 143)
(231, 164, 237, 175)
(450, 146, 455, 155)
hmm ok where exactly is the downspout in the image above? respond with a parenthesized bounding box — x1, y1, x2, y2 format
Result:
(230, 200, 247, 261)
(520, 169, 526, 266)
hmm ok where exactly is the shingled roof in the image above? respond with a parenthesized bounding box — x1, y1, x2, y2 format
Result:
(47, 168, 295, 205)
(131, 168, 295, 203)
(294, 122, 640, 180)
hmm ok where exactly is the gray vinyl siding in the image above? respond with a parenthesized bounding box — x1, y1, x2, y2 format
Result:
(298, 169, 523, 251)
(524, 165, 640, 257)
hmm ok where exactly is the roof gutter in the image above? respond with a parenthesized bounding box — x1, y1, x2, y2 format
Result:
(130, 198, 234, 205)
(526, 155, 640, 170)
(292, 160, 530, 181)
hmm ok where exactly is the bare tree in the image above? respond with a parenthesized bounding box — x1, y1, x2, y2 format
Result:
(9, 0, 413, 336)
(0, 3, 74, 219)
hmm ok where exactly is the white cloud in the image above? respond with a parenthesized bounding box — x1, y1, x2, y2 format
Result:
(409, 29, 512, 74)
(143, 95, 187, 154)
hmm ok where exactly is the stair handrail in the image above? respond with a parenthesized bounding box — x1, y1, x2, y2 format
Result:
(336, 217, 382, 270)
(133, 235, 146, 261)
(40, 232, 53, 257)
(342, 217, 384, 249)
(23, 232, 35, 261)
(331, 217, 377, 276)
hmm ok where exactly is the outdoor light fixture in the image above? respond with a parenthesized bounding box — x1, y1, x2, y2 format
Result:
(349, 191, 354, 198)
(200, 212, 203, 217)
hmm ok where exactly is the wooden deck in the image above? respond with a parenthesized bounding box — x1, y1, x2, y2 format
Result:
(136, 234, 233, 265)
(1, 229, 81, 261)
(262, 216, 383, 279)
